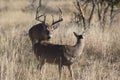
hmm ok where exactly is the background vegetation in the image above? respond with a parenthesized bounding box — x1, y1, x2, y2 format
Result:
(0, 0, 120, 80)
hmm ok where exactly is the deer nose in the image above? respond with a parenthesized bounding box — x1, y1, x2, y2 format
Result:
(47, 33, 52, 39)
(49, 34, 53, 38)
(48, 34, 52, 39)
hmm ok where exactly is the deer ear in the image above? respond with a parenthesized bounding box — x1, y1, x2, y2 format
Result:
(73, 32, 78, 37)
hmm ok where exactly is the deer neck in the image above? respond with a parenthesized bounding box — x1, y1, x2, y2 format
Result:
(74, 39, 84, 47)
(73, 39, 85, 56)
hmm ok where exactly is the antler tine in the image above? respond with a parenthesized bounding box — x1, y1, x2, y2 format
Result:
(43, 14, 46, 23)
(35, 0, 46, 23)
(58, 7, 62, 18)
(51, 15, 54, 25)
(51, 7, 63, 25)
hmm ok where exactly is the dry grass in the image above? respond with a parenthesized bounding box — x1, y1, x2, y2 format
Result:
(0, 0, 120, 80)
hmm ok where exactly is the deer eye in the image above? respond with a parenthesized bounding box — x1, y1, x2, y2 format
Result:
(45, 30, 50, 34)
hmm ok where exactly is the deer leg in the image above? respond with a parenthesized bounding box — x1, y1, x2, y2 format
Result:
(37, 59, 45, 71)
(67, 65, 74, 80)
(58, 65, 62, 80)
(58, 57, 63, 80)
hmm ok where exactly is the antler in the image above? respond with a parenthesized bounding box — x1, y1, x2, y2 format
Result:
(35, 0, 46, 23)
(51, 8, 63, 25)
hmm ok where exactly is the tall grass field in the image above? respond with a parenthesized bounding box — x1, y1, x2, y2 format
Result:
(0, 0, 120, 80)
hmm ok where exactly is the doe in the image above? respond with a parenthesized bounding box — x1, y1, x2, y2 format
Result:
(33, 32, 85, 80)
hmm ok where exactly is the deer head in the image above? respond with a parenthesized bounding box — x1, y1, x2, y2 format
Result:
(29, 0, 63, 45)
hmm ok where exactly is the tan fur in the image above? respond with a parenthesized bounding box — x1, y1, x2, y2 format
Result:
(33, 32, 85, 80)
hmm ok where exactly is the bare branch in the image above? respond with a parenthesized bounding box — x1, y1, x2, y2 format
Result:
(112, 9, 120, 18)
(97, 3, 101, 21)
(75, 0, 86, 30)
(51, 8, 63, 25)
(102, 4, 110, 25)
(88, 0, 95, 26)
(35, 0, 46, 23)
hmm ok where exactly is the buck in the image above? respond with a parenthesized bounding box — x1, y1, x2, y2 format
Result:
(33, 32, 85, 80)
(29, 1, 88, 80)
(29, 0, 63, 45)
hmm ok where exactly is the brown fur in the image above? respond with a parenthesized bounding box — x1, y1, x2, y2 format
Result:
(29, 23, 54, 45)
(33, 32, 85, 80)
